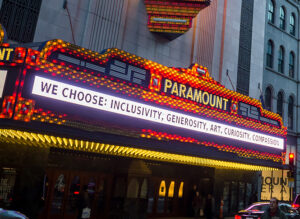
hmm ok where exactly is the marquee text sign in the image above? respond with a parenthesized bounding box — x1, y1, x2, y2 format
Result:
(32, 76, 284, 150)
(162, 79, 230, 111)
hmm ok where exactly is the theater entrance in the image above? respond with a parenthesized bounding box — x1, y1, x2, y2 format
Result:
(36, 150, 216, 219)
(39, 169, 111, 219)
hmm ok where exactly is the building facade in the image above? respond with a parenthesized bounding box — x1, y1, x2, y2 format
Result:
(262, 0, 299, 194)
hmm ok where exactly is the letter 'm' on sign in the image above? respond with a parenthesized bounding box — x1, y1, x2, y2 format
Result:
(0, 70, 7, 98)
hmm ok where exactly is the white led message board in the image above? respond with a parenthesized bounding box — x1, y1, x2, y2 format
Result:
(32, 76, 284, 150)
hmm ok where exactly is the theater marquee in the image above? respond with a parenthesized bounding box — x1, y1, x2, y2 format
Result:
(0, 39, 287, 169)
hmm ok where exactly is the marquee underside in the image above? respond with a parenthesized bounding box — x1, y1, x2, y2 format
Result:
(0, 128, 279, 171)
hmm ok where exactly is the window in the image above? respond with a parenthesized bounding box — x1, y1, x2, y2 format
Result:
(66, 176, 80, 213)
(278, 46, 284, 73)
(239, 182, 245, 210)
(96, 179, 105, 213)
(231, 182, 238, 212)
(265, 87, 272, 111)
(250, 205, 269, 211)
(267, 40, 274, 68)
(280, 7, 285, 29)
(277, 92, 283, 118)
(289, 52, 295, 78)
(0, 0, 42, 42)
(290, 14, 295, 35)
(288, 96, 294, 129)
(268, 0, 274, 23)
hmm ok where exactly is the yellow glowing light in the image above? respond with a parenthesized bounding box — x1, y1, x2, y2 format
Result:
(168, 181, 175, 198)
(159, 180, 166, 197)
(178, 182, 184, 198)
(0, 128, 281, 171)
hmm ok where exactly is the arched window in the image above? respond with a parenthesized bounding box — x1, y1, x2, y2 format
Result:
(280, 6, 285, 29)
(288, 96, 294, 129)
(277, 92, 283, 118)
(289, 52, 295, 78)
(278, 46, 284, 73)
(290, 14, 296, 35)
(268, 0, 275, 23)
(267, 40, 274, 68)
(265, 87, 272, 111)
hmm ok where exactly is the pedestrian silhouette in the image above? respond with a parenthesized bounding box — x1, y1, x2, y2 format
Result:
(192, 191, 202, 219)
(261, 197, 287, 219)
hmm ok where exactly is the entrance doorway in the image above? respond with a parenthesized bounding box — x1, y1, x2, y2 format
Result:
(39, 169, 112, 219)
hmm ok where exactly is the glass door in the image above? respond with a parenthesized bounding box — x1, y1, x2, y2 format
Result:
(46, 170, 68, 219)
(41, 169, 111, 219)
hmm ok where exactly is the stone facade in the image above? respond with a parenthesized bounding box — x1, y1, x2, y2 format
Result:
(262, 0, 299, 194)
(32, 0, 264, 100)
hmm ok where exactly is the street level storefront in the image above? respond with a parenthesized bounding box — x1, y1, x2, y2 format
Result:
(0, 36, 287, 218)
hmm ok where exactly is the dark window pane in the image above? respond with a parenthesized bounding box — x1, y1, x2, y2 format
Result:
(289, 52, 295, 78)
(288, 96, 293, 129)
(268, 1, 274, 23)
(147, 180, 155, 213)
(265, 87, 272, 111)
(267, 41, 273, 68)
(238, 182, 245, 210)
(0, 0, 42, 42)
(66, 176, 80, 213)
(290, 15, 295, 35)
(245, 183, 252, 207)
(278, 47, 284, 73)
(277, 92, 283, 117)
(223, 182, 230, 215)
(280, 7, 286, 30)
(96, 179, 106, 214)
(231, 182, 238, 212)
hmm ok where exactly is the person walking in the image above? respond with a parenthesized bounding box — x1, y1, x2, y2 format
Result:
(192, 191, 202, 219)
(261, 197, 287, 219)
(189, 185, 198, 217)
